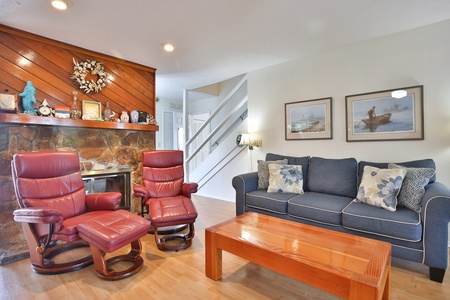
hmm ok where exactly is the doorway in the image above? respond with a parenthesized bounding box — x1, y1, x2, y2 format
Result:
(163, 111, 183, 150)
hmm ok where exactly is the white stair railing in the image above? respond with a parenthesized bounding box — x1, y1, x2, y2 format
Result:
(183, 75, 247, 182)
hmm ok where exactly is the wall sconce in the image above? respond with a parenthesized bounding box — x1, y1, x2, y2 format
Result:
(237, 133, 262, 150)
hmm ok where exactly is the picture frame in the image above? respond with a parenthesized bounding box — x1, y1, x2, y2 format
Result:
(82, 100, 102, 120)
(345, 85, 423, 142)
(0, 92, 18, 112)
(285, 97, 332, 140)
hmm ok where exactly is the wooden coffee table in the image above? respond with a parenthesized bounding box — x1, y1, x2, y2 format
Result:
(205, 212, 391, 300)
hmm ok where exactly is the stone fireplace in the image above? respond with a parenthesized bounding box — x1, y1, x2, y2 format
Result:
(0, 123, 156, 264)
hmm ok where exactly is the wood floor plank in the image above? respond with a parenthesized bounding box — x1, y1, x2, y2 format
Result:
(0, 194, 448, 300)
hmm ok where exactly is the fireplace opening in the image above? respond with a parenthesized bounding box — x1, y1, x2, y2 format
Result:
(81, 168, 132, 210)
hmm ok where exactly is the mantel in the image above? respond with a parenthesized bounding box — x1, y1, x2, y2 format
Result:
(0, 113, 159, 132)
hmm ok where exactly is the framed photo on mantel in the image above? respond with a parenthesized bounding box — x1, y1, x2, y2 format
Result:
(0, 92, 18, 112)
(285, 97, 332, 140)
(82, 100, 102, 120)
(345, 85, 423, 142)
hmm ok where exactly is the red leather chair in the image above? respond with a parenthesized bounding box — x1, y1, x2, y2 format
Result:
(11, 151, 122, 274)
(134, 150, 198, 251)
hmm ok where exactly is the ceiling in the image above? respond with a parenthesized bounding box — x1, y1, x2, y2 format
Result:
(2, 0, 450, 101)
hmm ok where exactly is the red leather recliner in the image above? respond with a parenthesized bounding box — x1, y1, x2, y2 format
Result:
(11, 151, 122, 274)
(134, 150, 198, 250)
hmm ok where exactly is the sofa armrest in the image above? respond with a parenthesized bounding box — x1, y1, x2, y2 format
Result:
(182, 182, 198, 197)
(85, 192, 121, 211)
(232, 172, 258, 216)
(421, 182, 450, 270)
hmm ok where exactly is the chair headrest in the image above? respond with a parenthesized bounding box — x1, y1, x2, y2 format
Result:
(143, 150, 183, 168)
(12, 151, 80, 178)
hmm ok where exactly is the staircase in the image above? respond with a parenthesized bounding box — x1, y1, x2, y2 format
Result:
(184, 75, 248, 190)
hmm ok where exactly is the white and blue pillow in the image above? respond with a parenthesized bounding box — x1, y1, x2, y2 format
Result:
(267, 164, 304, 194)
(355, 166, 407, 211)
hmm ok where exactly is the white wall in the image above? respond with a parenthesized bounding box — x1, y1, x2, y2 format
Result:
(245, 20, 450, 187)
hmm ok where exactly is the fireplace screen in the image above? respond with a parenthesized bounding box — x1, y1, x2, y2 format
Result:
(81, 168, 131, 210)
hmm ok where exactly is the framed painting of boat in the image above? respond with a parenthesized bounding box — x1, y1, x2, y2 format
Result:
(285, 97, 332, 140)
(345, 85, 423, 142)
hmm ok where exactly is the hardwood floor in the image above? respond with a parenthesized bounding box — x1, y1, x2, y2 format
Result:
(0, 195, 449, 300)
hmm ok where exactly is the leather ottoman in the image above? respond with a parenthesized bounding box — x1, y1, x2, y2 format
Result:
(77, 210, 150, 280)
(149, 197, 197, 251)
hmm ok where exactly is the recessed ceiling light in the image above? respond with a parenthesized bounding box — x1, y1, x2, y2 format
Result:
(163, 43, 175, 52)
(51, 0, 72, 10)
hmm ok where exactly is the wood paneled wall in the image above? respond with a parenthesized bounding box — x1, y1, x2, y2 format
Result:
(0, 25, 156, 117)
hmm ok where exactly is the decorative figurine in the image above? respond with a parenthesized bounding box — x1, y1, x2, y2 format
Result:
(146, 114, 157, 124)
(19, 81, 37, 115)
(120, 111, 129, 123)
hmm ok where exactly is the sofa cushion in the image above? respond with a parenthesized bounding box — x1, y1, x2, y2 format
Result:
(267, 164, 304, 194)
(265, 153, 310, 190)
(306, 157, 358, 198)
(358, 159, 436, 186)
(288, 192, 353, 226)
(342, 201, 422, 242)
(245, 190, 297, 214)
(355, 166, 407, 211)
(388, 163, 436, 213)
(257, 159, 288, 190)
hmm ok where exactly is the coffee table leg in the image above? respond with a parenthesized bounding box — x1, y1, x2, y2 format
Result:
(349, 267, 390, 300)
(382, 267, 391, 300)
(205, 229, 222, 280)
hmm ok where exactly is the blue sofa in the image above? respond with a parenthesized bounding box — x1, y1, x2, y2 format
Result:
(232, 153, 450, 282)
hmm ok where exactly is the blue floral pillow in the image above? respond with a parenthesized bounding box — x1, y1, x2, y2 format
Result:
(267, 164, 304, 194)
(355, 166, 407, 211)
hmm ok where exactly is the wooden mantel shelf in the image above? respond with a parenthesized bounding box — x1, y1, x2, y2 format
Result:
(0, 113, 159, 132)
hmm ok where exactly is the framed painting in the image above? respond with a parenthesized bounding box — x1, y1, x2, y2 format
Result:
(345, 85, 423, 142)
(0, 92, 18, 112)
(82, 100, 102, 120)
(285, 97, 332, 140)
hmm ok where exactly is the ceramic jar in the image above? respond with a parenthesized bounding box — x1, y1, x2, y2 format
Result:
(120, 111, 129, 123)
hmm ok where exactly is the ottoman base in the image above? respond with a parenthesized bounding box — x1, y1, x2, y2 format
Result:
(90, 239, 144, 281)
(77, 210, 150, 280)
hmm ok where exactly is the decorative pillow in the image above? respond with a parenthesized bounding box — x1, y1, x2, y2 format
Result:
(267, 164, 304, 194)
(307, 157, 358, 198)
(355, 166, 407, 211)
(388, 163, 435, 213)
(257, 159, 288, 189)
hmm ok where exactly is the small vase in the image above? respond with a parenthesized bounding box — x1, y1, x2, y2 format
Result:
(70, 91, 82, 119)
(120, 111, 129, 123)
(104, 102, 112, 121)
